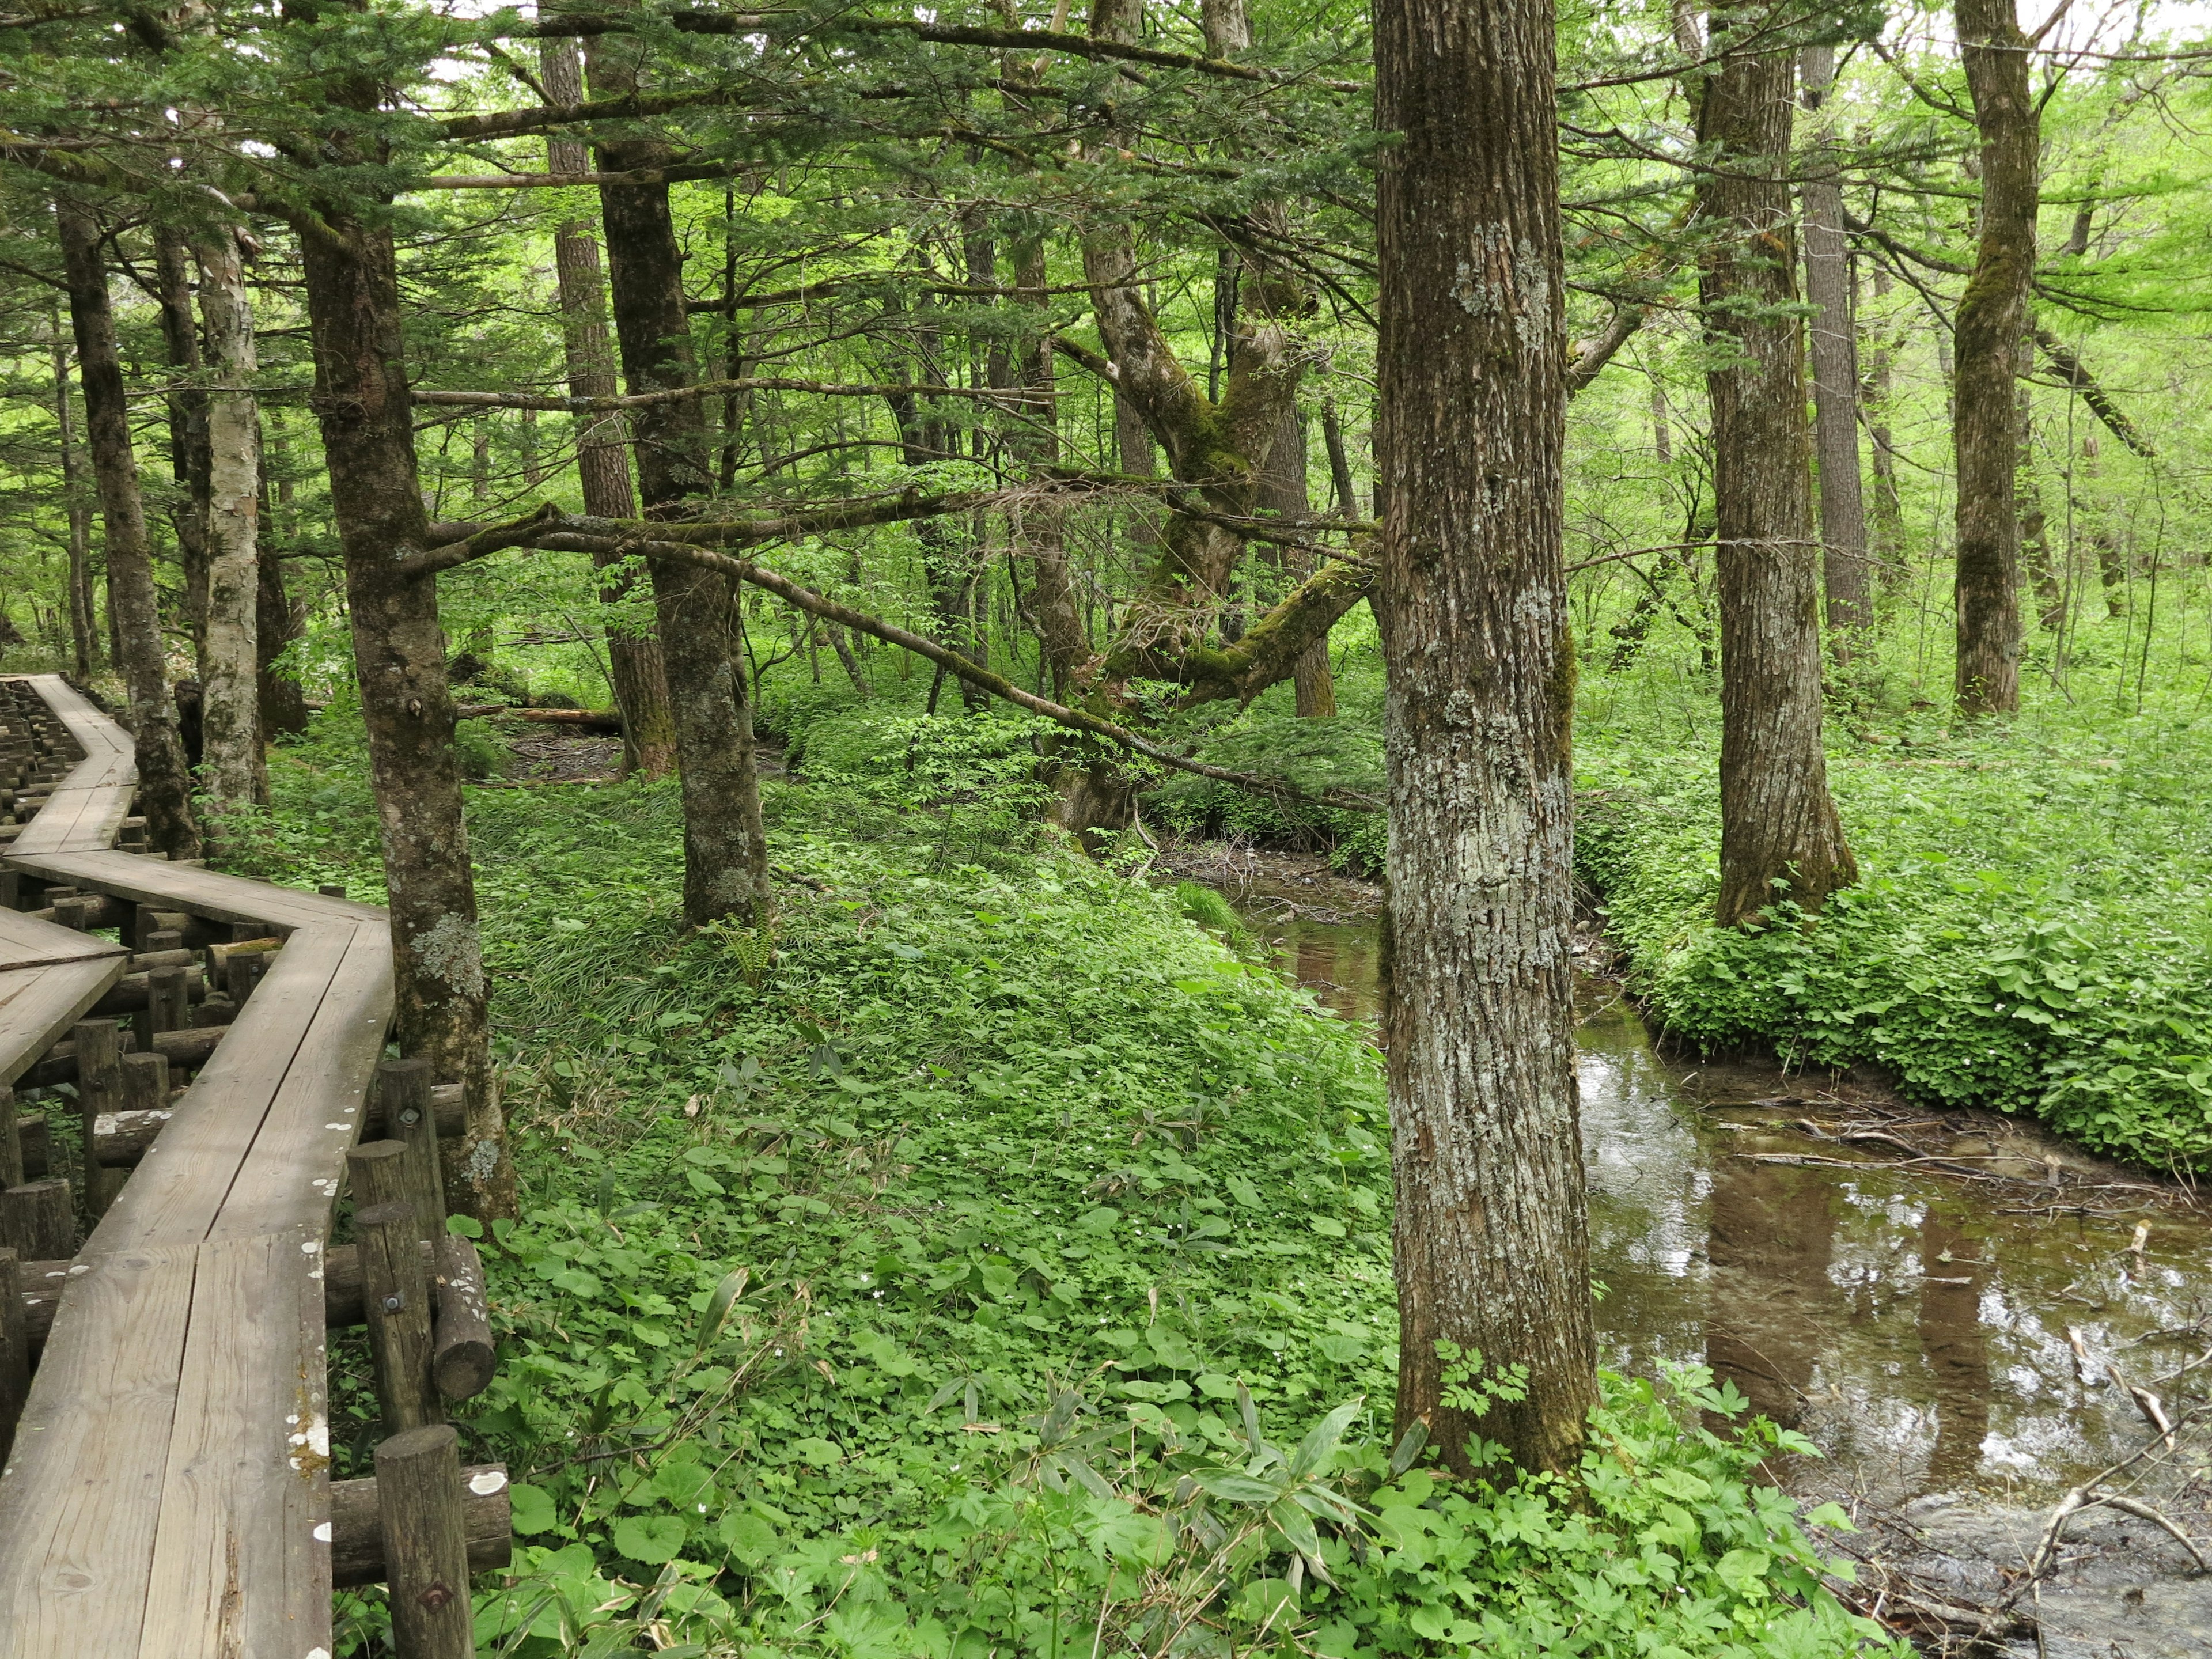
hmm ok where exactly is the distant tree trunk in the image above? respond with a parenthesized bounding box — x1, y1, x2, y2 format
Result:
(2016, 372, 2063, 631)
(2080, 433, 2124, 616)
(154, 229, 214, 672)
(256, 529, 309, 742)
(1375, 0, 1596, 1477)
(588, 35, 771, 928)
(57, 198, 201, 859)
(1798, 44, 1871, 643)
(296, 207, 512, 1221)
(1862, 263, 1908, 592)
(49, 317, 96, 680)
(1953, 0, 2037, 713)
(1010, 238, 1087, 698)
(1696, 33, 1855, 926)
(1256, 403, 1336, 716)
(1649, 373, 1673, 464)
(192, 226, 267, 825)
(541, 36, 679, 779)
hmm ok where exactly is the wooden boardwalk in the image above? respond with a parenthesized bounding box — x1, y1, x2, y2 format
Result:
(0, 675, 399, 1657)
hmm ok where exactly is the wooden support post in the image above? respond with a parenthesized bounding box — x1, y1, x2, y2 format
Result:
(1, 1179, 73, 1258)
(0, 1247, 28, 1463)
(431, 1236, 495, 1401)
(133, 901, 161, 950)
(374, 1423, 476, 1658)
(144, 965, 188, 1047)
(376, 1059, 443, 1247)
(353, 1190, 441, 1433)
(72, 1019, 122, 1221)
(225, 949, 262, 1004)
(145, 927, 184, 955)
(328, 1461, 511, 1588)
(0, 1085, 20, 1190)
(52, 895, 91, 931)
(319, 883, 347, 898)
(122, 1051, 168, 1127)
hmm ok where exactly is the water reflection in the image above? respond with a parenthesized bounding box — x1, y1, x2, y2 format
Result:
(1252, 905, 2209, 1504)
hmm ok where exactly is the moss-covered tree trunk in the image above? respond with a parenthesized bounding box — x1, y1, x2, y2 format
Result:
(56, 196, 201, 859)
(588, 32, 771, 928)
(1953, 0, 2037, 713)
(1696, 33, 1855, 927)
(1375, 0, 1596, 1476)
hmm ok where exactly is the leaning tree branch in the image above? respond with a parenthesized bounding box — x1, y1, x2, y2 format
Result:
(2032, 328, 2156, 457)
(412, 376, 1046, 412)
(530, 524, 1382, 812)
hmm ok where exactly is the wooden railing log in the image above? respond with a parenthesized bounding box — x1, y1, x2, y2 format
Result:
(328, 1461, 512, 1589)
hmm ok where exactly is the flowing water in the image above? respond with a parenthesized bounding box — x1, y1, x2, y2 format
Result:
(1231, 882, 2212, 1657)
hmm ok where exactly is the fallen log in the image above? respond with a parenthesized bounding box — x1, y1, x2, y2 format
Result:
(453, 704, 623, 733)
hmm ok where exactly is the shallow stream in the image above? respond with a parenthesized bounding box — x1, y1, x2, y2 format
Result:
(1211, 868, 2212, 1657)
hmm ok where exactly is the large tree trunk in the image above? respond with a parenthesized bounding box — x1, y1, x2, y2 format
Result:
(1696, 33, 1855, 927)
(297, 213, 513, 1221)
(1798, 44, 1871, 644)
(154, 229, 214, 673)
(48, 316, 96, 680)
(192, 226, 267, 826)
(1374, 0, 1595, 1476)
(587, 33, 771, 928)
(56, 198, 202, 858)
(1953, 0, 2038, 713)
(540, 35, 680, 779)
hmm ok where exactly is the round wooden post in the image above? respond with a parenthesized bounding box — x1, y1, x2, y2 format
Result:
(225, 949, 262, 1004)
(0, 1246, 28, 1463)
(122, 1051, 169, 1128)
(353, 1192, 441, 1433)
(1, 1179, 73, 1258)
(376, 1059, 443, 1247)
(71, 1019, 122, 1221)
(147, 966, 189, 1039)
(374, 1423, 476, 1658)
(0, 1084, 21, 1190)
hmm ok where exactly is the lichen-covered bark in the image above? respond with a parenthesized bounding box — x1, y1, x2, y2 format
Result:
(541, 34, 680, 779)
(56, 197, 201, 859)
(1953, 0, 2037, 713)
(1375, 0, 1595, 1475)
(298, 212, 512, 1220)
(192, 226, 267, 827)
(1696, 35, 1856, 927)
(588, 30, 771, 927)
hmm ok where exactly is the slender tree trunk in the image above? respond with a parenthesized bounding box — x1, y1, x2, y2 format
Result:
(256, 527, 309, 741)
(2016, 374, 2062, 631)
(1863, 263, 1908, 592)
(1953, 0, 2037, 713)
(1375, 0, 1595, 1476)
(1697, 33, 1855, 926)
(541, 36, 680, 779)
(56, 198, 201, 858)
(192, 226, 266, 825)
(1798, 44, 1872, 643)
(50, 317, 96, 680)
(588, 33, 770, 927)
(1257, 403, 1336, 715)
(2080, 433, 2124, 616)
(154, 229, 214, 673)
(1010, 238, 1087, 698)
(297, 210, 512, 1220)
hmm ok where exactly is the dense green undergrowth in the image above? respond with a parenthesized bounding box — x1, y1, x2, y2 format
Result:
(259, 694, 1894, 1659)
(1577, 691, 2212, 1175)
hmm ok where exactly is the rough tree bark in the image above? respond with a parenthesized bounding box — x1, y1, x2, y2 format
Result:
(541, 33, 680, 778)
(1698, 29, 1855, 926)
(1798, 44, 1871, 643)
(1953, 0, 2038, 713)
(192, 225, 267, 823)
(1375, 0, 1596, 1475)
(48, 316, 96, 680)
(154, 229, 214, 673)
(56, 197, 201, 858)
(587, 29, 771, 927)
(278, 2, 513, 1214)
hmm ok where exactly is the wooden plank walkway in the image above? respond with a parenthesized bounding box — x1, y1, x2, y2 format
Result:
(0, 673, 395, 1657)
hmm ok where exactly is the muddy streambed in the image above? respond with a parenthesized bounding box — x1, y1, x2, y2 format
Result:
(1172, 848, 2212, 1657)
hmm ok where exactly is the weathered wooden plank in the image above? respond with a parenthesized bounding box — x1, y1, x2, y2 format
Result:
(136, 1225, 332, 1659)
(6, 850, 376, 931)
(0, 959, 131, 1088)
(0, 1245, 198, 1658)
(0, 907, 128, 972)
(86, 923, 355, 1253)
